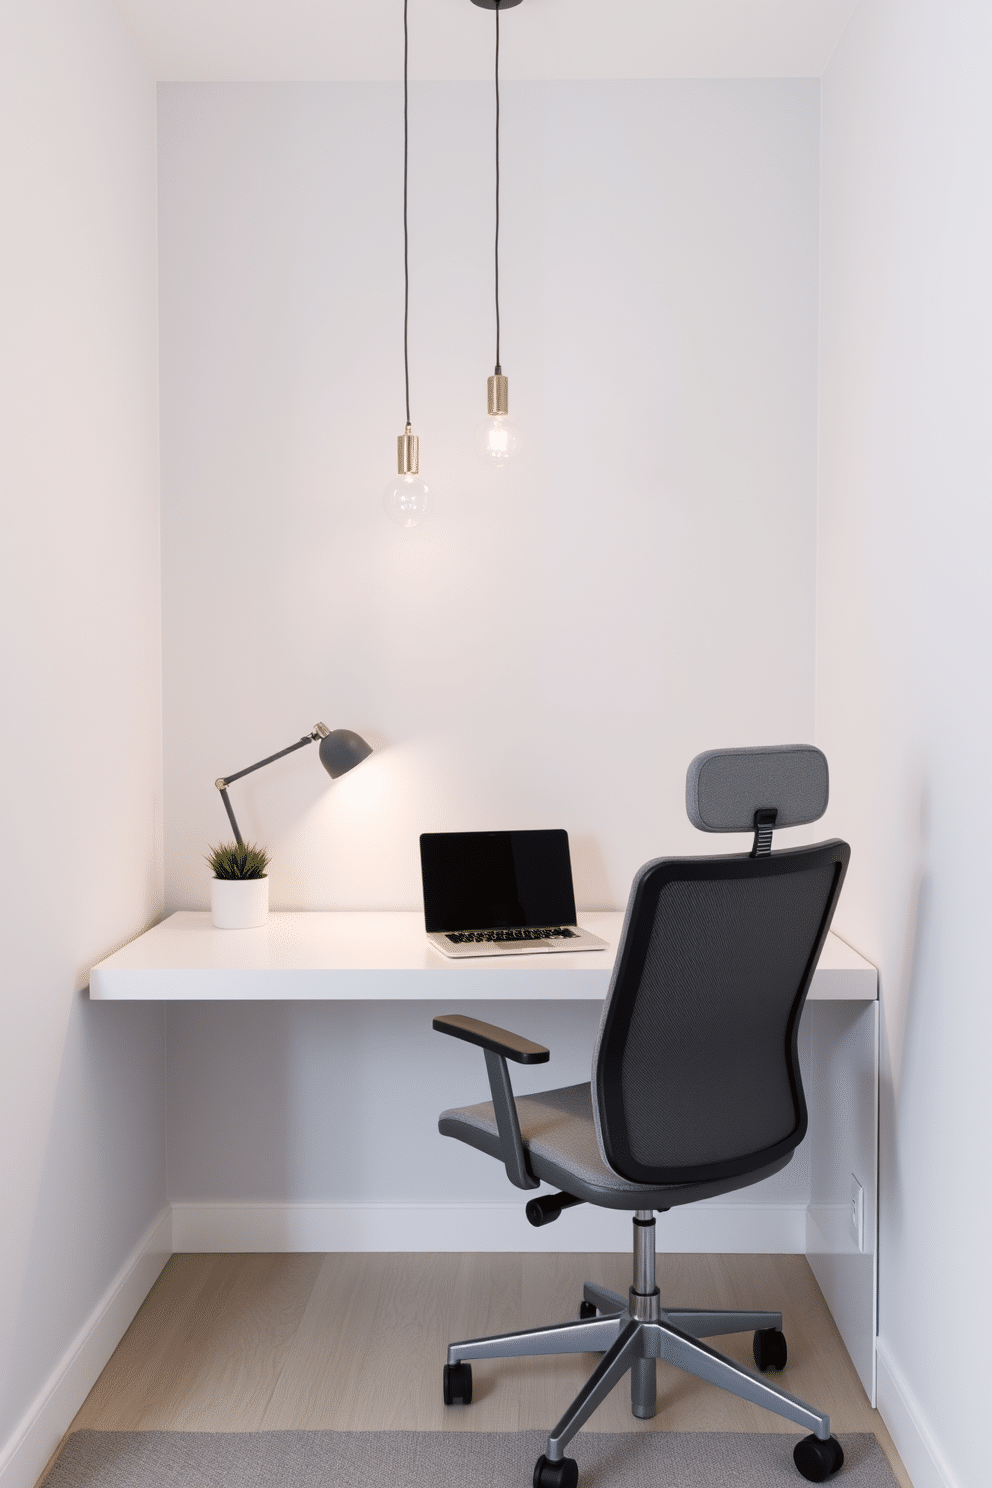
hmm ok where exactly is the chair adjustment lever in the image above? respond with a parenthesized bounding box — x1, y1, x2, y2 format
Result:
(525, 1191, 585, 1227)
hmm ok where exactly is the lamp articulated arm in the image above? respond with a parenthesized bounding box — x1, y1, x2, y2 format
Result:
(215, 724, 331, 846)
(214, 722, 372, 846)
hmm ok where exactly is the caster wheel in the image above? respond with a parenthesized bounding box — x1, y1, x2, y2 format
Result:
(533, 1454, 578, 1488)
(442, 1361, 472, 1405)
(794, 1434, 844, 1482)
(753, 1327, 788, 1372)
(578, 1299, 597, 1320)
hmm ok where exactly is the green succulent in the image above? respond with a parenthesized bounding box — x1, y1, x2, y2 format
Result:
(206, 841, 270, 881)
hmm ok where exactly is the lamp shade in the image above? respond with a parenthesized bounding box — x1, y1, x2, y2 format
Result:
(318, 728, 373, 779)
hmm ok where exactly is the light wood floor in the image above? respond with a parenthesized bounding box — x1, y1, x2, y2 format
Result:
(50, 1252, 911, 1486)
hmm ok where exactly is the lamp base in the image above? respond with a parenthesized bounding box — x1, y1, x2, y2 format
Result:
(470, 0, 524, 9)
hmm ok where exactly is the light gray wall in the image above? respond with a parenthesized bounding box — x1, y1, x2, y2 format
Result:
(167, 997, 809, 1213)
(159, 79, 821, 912)
(817, 2, 991, 1485)
(0, 0, 165, 1465)
(158, 80, 822, 1206)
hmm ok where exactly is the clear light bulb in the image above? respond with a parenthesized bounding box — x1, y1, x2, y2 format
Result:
(383, 471, 431, 527)
(475, 371, 521, 468)
(384, 423, 431, 527)
(475, 414, 522, 468)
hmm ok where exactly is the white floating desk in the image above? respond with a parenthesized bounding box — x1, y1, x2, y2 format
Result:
(90, 911, 877, 1003)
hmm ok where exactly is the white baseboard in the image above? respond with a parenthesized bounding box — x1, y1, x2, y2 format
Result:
(876, 1338, 961, 1488)
(171, 1200, 808, 1254)
(0, 1206, 171, 1488)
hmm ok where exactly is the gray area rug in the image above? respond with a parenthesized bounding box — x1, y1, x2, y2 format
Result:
(48, 1430, 898, 1487)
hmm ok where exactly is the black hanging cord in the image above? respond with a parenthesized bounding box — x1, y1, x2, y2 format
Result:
(494, 1, 501, 376)
(403, 0, 411, 426)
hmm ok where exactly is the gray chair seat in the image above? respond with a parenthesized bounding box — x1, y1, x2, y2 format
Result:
(439, 1081, 790, 1210)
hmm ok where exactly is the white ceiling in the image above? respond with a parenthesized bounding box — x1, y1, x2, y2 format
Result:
(110, 0, 861, 81)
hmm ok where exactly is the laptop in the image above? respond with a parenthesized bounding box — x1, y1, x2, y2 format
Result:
(420, 829, 609, 959)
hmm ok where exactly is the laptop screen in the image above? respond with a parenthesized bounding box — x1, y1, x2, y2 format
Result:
(420, 830, 578, 933)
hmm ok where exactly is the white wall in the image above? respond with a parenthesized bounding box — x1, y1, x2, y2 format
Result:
(0, 2, 166, 1481)
(158, 79, 822, 1214)
(817, 3, 992, 1485)
(165, 997, 813, 1245)
(159, 79, 821, 911)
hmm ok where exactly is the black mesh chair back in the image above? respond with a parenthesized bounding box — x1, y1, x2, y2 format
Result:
(593, 744, 849, 1187)
(594, 842, 849, 1185)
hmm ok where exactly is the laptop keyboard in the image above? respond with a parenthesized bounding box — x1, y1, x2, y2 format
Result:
(445, 927, 577, 944)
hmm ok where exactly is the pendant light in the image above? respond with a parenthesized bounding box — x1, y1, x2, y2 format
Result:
(383, 0, 431, 527)
(472, 0, 523, 468)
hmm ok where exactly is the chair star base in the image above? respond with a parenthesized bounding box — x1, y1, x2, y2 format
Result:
(444, 1213, 841, 1483)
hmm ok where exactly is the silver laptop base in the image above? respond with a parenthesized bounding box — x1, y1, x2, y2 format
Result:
(428, 925, 608, 959)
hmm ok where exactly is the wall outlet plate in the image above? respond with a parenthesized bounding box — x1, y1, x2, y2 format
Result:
(850, 1173, 864, 1252)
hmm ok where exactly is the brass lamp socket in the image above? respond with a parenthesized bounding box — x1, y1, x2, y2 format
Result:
(397, 425, 420, 475)
(487, 374, 509, 417)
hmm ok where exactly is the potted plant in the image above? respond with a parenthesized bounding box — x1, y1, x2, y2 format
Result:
(206, 841, 270, 929)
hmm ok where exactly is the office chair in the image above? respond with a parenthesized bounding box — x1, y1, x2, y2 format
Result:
(433, 745, 850, 1487)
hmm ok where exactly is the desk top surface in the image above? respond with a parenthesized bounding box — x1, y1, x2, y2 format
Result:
(90, 911, 877, 1002)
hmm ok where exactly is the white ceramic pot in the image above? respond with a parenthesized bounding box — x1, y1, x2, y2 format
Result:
(211, 876, 269, 929)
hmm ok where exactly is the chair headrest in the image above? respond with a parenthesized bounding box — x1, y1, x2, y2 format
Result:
(686, 744, 829, 834)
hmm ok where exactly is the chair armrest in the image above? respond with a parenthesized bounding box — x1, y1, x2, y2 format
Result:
(432, 1013, 550, 1065)
(433, 1014, 544, 1190)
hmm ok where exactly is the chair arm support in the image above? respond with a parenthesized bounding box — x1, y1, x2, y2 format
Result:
(432, 1014, 550, 1064)
(434, 1014, 543, 1190)
(482, 1049, 540, 1190)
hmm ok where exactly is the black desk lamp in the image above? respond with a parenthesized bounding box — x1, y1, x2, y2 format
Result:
(215, 724, 372, 845)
